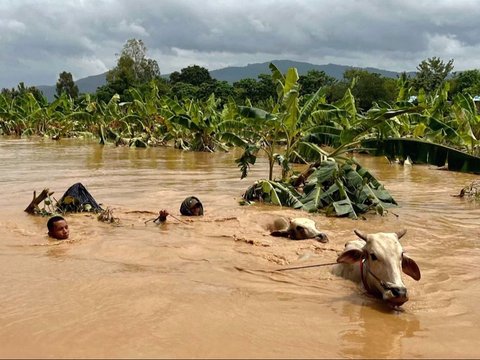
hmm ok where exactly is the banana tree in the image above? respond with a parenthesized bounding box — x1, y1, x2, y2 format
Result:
(98, 94, 146, 146)
(224, 63, 328, 180)
(451, 92, 480, 156)
(160, 94, 227, 151)
(0, 93, 25, 135)
(358, 83, 480, 173)
(123, 83, 169, 146)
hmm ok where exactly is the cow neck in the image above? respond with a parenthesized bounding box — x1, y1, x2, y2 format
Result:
(360, 259, 370, 292)
(360, 259, 389, 295)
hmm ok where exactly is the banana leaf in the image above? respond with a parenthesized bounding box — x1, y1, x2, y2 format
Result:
(243, 160, 396, 217)
(362, 138, 480, 173)
(243, 180, 303, 208)
(296, 141, 331, 164)
(303, 126, 342, 147)
(301, 186, 324, 212)
(331, 199, 357, 219)
(334, 179, 358, 219)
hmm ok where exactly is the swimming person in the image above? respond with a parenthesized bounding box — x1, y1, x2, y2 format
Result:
(180, 196, 204, 216)
(47, 215, 70, 240)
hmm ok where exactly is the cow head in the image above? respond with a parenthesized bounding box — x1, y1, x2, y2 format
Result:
(271, 218, 329, 243)
(336, 229, 421, 306)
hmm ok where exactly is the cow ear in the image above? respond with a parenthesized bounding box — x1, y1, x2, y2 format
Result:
(337, 248, 364, 264)
(402, 254, 421, 281)
(270, 230, 290, 238)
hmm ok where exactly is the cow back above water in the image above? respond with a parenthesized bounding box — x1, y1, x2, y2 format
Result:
(332, 229, 421, 307)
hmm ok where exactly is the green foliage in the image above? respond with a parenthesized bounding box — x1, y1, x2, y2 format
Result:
(235, 145, 258, 179)
(1, 82, 47, 105)
(343, 69, 398, 111)
(197, 80, 235, 104)
(103, 38, 160, 102)
(243, 159, 397, 218)
(233, 74, 276, 105)
(169, 65, 212, 86)
(56, 71, 79, 99)
(162, 93, 229, 152)
(171, 82, 199, 99)
(299, 70, 336, 97)
(451, 69, 480, 97)
(412, 57, 454, 93)
(231, 64, 315, 181)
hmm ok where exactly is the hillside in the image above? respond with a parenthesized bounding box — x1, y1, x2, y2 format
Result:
(36, 60, 414, 101)
(209, 59, 413, 83)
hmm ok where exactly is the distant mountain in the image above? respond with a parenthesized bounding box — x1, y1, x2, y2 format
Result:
(36, 60, 415, 101)
(209, 60, 415, 83)
(75, 72, 108, 93)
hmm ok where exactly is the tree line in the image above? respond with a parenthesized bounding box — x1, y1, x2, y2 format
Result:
(2, 38, 480, 113)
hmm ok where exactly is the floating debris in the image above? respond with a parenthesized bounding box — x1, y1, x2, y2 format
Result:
(97, 207, 120, 224)
(456, 180, 480, 200)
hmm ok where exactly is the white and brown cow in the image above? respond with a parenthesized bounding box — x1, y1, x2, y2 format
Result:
(332, 229, 421, 306)
(269, 217, 329, 243)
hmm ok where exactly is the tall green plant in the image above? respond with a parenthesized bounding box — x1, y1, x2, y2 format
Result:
(226, 63, 328, 180)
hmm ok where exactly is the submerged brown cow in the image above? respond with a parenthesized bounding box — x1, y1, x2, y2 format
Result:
(270, 217, 329, 243)
(332, 229, 421, 307)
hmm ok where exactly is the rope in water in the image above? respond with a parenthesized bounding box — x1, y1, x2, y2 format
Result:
(275, 261, 338, 271)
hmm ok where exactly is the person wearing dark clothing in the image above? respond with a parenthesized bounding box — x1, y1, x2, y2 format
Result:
(180, 196, 203, 216)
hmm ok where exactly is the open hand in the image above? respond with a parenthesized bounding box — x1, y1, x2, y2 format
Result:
(158, 209, 169, 222)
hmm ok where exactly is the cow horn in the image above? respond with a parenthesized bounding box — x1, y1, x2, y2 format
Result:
(395, 229, 407, 239)
(354, 229, 368, 241)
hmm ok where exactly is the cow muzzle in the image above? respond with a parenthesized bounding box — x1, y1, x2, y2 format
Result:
(314, 233, 329, 243)
(383, 285, 409, 306)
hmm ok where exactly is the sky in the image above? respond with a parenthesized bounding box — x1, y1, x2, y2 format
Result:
(1, 0, 480, 88)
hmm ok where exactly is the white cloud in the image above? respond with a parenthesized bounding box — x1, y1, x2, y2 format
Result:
(427, 34, 464, 57)
(0, 19, 26, 33)
(111, 20, 149, 38)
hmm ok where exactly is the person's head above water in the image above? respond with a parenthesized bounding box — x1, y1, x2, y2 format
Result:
(47, 216, 69, 240)
(180, 196, 204, 216)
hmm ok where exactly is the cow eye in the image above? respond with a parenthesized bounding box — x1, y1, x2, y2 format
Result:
(370, 253, 378, 261)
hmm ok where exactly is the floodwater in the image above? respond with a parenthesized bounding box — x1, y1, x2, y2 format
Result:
(0, 137, 479, 359)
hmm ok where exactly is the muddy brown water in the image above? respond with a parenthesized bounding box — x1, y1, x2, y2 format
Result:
(0, 137, 479, 358)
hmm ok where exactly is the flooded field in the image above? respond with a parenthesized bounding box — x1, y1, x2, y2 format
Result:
(0, 137, 479, 358)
